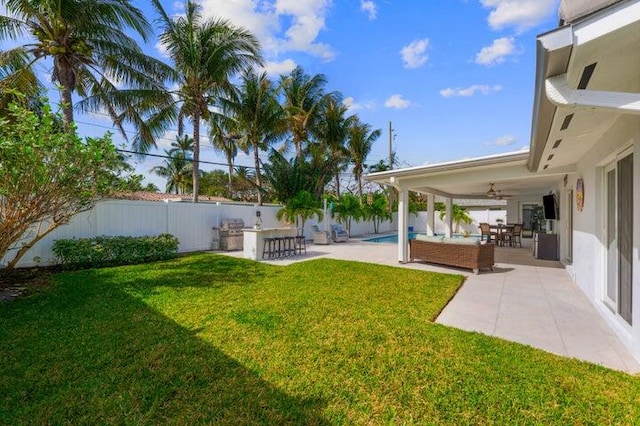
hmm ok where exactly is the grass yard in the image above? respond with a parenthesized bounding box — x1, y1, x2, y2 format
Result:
(1, 254, 640, 424)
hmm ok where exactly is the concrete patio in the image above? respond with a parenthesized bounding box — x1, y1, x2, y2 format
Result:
(220, 237, 640, 373)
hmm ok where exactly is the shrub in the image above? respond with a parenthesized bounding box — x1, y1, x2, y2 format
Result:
(52, 234, 179, 270)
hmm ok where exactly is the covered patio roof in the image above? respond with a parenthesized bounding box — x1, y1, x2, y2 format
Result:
(366, 150, 572, 200)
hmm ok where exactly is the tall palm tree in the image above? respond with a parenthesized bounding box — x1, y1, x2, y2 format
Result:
(151, 150, 194, 195)
(348, 118, 382, 199)
(146, 0, 262, 202)
(220, 70, 286, 205)
(280, 66, 331, 159)
(313, 96, 355, 198)
(0, 0, 167, 129)
(209, 116, 238, 197)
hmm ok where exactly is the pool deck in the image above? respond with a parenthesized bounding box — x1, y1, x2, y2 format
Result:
(217, 236, 640, 373)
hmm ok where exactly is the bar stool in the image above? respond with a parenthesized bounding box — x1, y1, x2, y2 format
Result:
(262, 237, 276, 259)
(284, 236, 296, 257)
(295, 235, 306, 255)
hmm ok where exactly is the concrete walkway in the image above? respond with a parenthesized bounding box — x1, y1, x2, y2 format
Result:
(219, 238, 640, 373)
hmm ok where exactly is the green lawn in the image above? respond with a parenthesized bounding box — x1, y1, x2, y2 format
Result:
(1, 254, 639, 424)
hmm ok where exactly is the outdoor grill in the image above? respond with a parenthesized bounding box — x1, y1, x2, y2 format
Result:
(219, 218, 245, 251)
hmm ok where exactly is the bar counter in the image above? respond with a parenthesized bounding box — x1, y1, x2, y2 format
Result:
(243, 227, 298, 260)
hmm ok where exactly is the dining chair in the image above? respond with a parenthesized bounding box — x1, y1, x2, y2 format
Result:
(479, 223, 495, 242)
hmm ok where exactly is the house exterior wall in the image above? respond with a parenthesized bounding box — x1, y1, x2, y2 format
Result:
(564, 115, 640, 356)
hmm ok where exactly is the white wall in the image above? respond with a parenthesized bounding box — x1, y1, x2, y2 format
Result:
(564, 115, 640, 359)
(2, 199, 404, 268)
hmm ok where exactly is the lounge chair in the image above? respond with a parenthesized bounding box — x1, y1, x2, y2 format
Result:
(312, 225, 331, 245)
(330, 224, 348, 243)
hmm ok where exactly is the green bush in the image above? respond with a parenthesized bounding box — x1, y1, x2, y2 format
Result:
(52, 234, 179, 270)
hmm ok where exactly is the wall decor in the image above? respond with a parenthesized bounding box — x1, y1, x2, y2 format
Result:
(576, 178, 584, 212)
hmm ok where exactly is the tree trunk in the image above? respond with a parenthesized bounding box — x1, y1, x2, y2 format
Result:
(227, 157, 233, 198)
(192, 113, 200, 203)
(6, 221, 59, 269)
(335, 173, 341, 198)
(253, 142, 262, 205)
(357, 171, 363, 200)
(60, 83, 74, 130)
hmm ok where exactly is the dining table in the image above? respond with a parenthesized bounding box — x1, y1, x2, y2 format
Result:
(489, 224, 515, 246)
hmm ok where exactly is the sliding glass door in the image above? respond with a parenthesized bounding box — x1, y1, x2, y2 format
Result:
(604, 151, 633, 325)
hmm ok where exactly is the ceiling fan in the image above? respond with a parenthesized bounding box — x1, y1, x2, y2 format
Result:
(486, 184, 512, 200)
(486, 183, 497, 198)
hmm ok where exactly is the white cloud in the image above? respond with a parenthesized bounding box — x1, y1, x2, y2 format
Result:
(475, 37, 516, 66)
(400, 38, 430, 69)
(263, 59, 297, 76)
(384, 94, 411, 109)
(200, 0, 334, 61)
(485, 135, 517, 146)
(439, 84, 502, 97)
(343, 96, 375, 111)
(480, 0, 556, 32)
(155, 40, 170, 59)
(360, 1, 377, 20)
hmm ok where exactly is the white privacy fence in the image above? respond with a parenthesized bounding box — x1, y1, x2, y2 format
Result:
(2, 198, 505, 268)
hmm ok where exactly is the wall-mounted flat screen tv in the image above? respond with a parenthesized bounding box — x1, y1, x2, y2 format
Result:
(543, 194, 559, 220)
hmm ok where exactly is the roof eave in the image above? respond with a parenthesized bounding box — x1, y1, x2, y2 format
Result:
(528, 26, 573, 172)
(365, 151, 530, 184)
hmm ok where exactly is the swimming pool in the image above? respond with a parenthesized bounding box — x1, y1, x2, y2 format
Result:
(364, 233, 481, 243)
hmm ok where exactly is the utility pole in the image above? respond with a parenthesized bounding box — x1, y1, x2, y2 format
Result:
(388, 121, 393, 171)
(388, 121, 395, 212)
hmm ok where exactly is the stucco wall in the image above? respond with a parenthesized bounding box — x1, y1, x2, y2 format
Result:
(568, 115, 640, 351)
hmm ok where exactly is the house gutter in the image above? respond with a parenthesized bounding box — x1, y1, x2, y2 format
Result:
(546, 74, 640, 115)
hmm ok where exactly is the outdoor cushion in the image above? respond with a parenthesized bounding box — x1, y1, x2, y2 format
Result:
(415, 234, 444, 242)
(441, 237, 480, 245)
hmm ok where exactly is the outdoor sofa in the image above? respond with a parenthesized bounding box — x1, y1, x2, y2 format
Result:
(409, 234, 494, 274)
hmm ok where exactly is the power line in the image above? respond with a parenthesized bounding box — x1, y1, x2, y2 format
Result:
(116, 149, 257, 169)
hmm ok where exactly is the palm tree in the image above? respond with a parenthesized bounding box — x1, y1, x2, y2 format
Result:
(332, 193, 363, 237)
(313, 96, 355, 198)
(220, 70, 286, 205)
(169, 134, 194, 157)
(209, 119, 238, 197)
(362, 192, 392, 234)
(0, 0, 167, 129)
(146, 0, 262, 202)
(348, 119, 382, 199)
(280, 66, 331, 159)
(438, 204, 473, 233)
(151, 150, 194, 194)
(276, 190, 323, 233)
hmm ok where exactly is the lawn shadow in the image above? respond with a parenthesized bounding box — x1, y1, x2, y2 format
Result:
(0, 272, 328, 425)
(86, 254, 271, 298)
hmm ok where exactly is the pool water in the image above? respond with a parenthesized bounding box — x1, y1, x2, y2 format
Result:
(364, 233, 481, 244)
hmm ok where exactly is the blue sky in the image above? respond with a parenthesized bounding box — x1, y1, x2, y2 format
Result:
(2, 0, 561, 190)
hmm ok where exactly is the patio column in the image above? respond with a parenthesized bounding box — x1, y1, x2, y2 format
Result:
(426, 193, 435, 236)
(397, 186, 409, 263)
(444, 197, 453, 238)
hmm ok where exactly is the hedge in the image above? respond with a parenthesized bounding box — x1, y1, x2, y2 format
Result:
(52, 234, 179, 270)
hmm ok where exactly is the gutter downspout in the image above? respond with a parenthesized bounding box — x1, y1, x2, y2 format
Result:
(546, 74, 640, 114)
